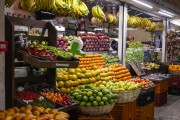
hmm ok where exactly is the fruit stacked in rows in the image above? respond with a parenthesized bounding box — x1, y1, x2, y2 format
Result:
(78, 33, 110, 51)
(102, 53, 119, 66)
(127, 78, 155, 89)
(70, 87, 118, 107)
(56, 67, 99, 93)
(169, 65, 180, 71)
(77, 54, 105, 69)
(108, 64, 132, 81)
(16, 91, 53, 108)
(0, 105, 69, 120)
(39, 87, 72, 106)
(99, 81, 141, 92)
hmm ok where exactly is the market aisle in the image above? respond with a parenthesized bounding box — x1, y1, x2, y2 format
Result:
(154, 95, 180, 120)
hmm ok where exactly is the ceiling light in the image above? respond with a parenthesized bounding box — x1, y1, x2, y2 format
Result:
(171, 19, 180, 26)
(160, 9, 174, 16)
(158, 11, 173, 17)
(132, 0, 153, 9)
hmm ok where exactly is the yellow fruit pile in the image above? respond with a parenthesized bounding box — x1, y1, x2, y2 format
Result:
(56, 64, 132, 93)
(169, 65, 180, 71)
(0, 105, 69, 120)
(77, 54, 105, 69)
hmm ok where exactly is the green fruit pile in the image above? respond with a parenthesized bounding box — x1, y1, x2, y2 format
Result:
(102, 53, 119, 66)
(99, 81, 141, 92)
(70, 87, 118, 107)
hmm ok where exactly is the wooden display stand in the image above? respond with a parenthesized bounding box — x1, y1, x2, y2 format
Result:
(110, 101, 136, 120)
(78, 114, 114, 120)
(136, 102, 154, 120)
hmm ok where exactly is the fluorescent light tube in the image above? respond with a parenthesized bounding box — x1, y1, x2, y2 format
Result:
(171, 19, 180, 26)
(158, 11, 173, 17)
(160, 9, 174, 16)
(132, 0, 153, 9)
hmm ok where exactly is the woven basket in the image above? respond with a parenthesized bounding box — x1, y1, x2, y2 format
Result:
(78, 103, 115, 116)
(113, 88, 141, 103)
(169, 70, 180, 76)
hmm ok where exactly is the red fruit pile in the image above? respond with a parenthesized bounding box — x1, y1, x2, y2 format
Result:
(78, 33, 110, 51)
(40, 92, 72, 106)
(16, 91, 40, 101)
(127, 78, 154, 88)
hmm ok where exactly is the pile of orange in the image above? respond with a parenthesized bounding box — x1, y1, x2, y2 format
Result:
(77, 54, 105, 69)
(108, 64, 132, 81)
(169, 65, 180, 71)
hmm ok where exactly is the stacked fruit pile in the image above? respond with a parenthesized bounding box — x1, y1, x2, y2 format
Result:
(78, 54, 105, 69)
(108, 64, 132, 81)
(102, 53, 119, 66)
(0, 105, 69, 120)
(39, 87, 73, 106)
(78, 33, 110, 51)
(22, 42, 73, 60)
(145, 62, 160, 69)
(70, 87, 118, 107)
(15, 0, 89, 17)
(16, 91, 53, 108)
(56, 64, 132, 93)
(169, 65, 180, 71)
(56, 67, 99, 93)
(126, 41, 144, 63)
(127, 16, 163, 31)
(99, 81, 141, 92)
(127, 78, 155, 89)
(57, 36, 69, 52)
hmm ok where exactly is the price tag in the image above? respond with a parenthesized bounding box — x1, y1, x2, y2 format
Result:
(56, 64, 69, 67)
(112, 51, 117, 54)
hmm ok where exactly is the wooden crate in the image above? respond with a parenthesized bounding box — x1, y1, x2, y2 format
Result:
(110, 101, 136, 120)
(154, 80, 168, 94)
(136, 102, 154, 120)
(78, 114, 114, 120)
(155, 91, 167, 107)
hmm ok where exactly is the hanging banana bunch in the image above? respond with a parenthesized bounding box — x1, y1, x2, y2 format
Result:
(19, 0, 37, 12)
(5, 0, 14, 7)
(92, 5, 106, 21)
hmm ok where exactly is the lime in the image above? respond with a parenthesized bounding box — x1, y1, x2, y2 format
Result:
(87, 91, 93, 97)
(99, 101, 104, 106)
(76, 95, 82, 101)
(83, 96, 88, 102)
(80, 101, 86, 107)
(92, 101, 98, 106)
(89, 96, 94, 102)
(102, 89, 110, 95)
(97, 92, 103, 97)
(73, 92, 79, 97)
(105, 94, 112, 100)
(102, 97, 108, 102)
(109, 99, 114, 104)
(86, 102, 91, 107)
(113, 94, 119, 99)
(92, 90, 98, 94)
(95, 96, 101, 102)
(82, 91, 87, 96)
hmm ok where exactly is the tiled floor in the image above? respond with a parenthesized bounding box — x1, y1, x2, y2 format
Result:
(154, 95, 180, 120)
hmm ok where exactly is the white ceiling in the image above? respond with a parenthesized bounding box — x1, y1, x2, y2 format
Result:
(120, 0, 179, 20)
